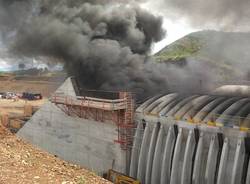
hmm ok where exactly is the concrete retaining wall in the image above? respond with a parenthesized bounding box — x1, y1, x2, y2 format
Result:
(17, 77, 127, 175)
(17, 102, 127, 175)
(130, 114, 250, 184)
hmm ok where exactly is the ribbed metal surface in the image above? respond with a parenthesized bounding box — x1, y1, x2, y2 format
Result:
(131, 93, 250, 184)
(137, 93, 250, 127)
(130, 120, 250, 184)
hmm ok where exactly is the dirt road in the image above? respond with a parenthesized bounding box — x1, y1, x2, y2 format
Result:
(0, 99, 46, 117)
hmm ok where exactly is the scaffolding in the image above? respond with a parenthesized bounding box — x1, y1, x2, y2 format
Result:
(50, 91, 135, 150)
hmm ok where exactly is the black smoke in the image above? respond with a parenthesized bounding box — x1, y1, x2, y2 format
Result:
(0, 0, 221, 100)
(0, 0, 171, 98)
(148, 0, 250, 31)
(0, 0, 33, 42)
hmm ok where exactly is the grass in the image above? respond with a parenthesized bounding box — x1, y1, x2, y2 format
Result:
(155, 35, 202, 62)
(153, 30, 245, 81)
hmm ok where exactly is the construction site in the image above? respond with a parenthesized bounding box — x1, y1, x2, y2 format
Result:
(3, 0, 250, 184)
(0, 76, 246, 184)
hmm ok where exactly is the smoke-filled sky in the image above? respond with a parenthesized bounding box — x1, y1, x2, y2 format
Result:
(2, 0, 248, 54)
(141, 2, 198, 53)
(146, 0, 250, 31)
(1, 0, 250, 99)
(143, 0, 250, 52)
(0, 0, 171, 98)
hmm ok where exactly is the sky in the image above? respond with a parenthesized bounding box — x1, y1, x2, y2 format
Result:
(152, 18, 198, 54)
(1, 26, 194, 71)
(0, 2, 197, 71)
(0, 59, 11, 71)
(140, 3, 199, 54)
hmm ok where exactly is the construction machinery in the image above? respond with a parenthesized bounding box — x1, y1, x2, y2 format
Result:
(107, 169, 140, 184)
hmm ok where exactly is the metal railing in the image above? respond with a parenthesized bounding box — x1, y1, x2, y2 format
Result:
(50, 93, 127, 111)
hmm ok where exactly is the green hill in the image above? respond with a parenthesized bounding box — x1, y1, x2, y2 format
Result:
(155, 30, 250, 80)
(155, 33, 202, 61)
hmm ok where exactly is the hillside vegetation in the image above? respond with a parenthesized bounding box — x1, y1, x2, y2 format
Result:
(155, 34, 202, 61)
(155, 30, 250, 80)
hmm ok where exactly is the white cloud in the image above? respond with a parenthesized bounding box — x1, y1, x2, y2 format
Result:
(0, 58, 11, 71)
(140, 2, 199, 54)
(152, 18, 199, 54)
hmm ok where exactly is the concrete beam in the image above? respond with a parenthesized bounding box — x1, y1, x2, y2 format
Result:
(160, 126, 176, 184)
(217, 137, 229, 184)
(137, 123, 152, 184)
(129, 121, 144, 178)
(145, 123, 160, 184)
(246, 157, 250, 184)
(205, 134, 219, 184)
(181, 129, 196, 184)
(151, 124, 165, 184)
(170, 128, 183, 184)
(192, 132, 204, 184)
(231, 138, 245, 184)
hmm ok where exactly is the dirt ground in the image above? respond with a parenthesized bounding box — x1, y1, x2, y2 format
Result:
(0, 73, 62, 116)
(0, 74, 112, 184)
(0, 98, 48, 117)
(0, 74, 65, 97)
(0, 126, 111, 184)
(0, 98, 47, 117)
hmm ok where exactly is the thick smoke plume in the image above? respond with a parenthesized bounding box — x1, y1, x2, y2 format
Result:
(0, 0, 33, 42)
(149, 0, 250, 31)
(0, 0, 226, 100)
(1, 0, 170, 98)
